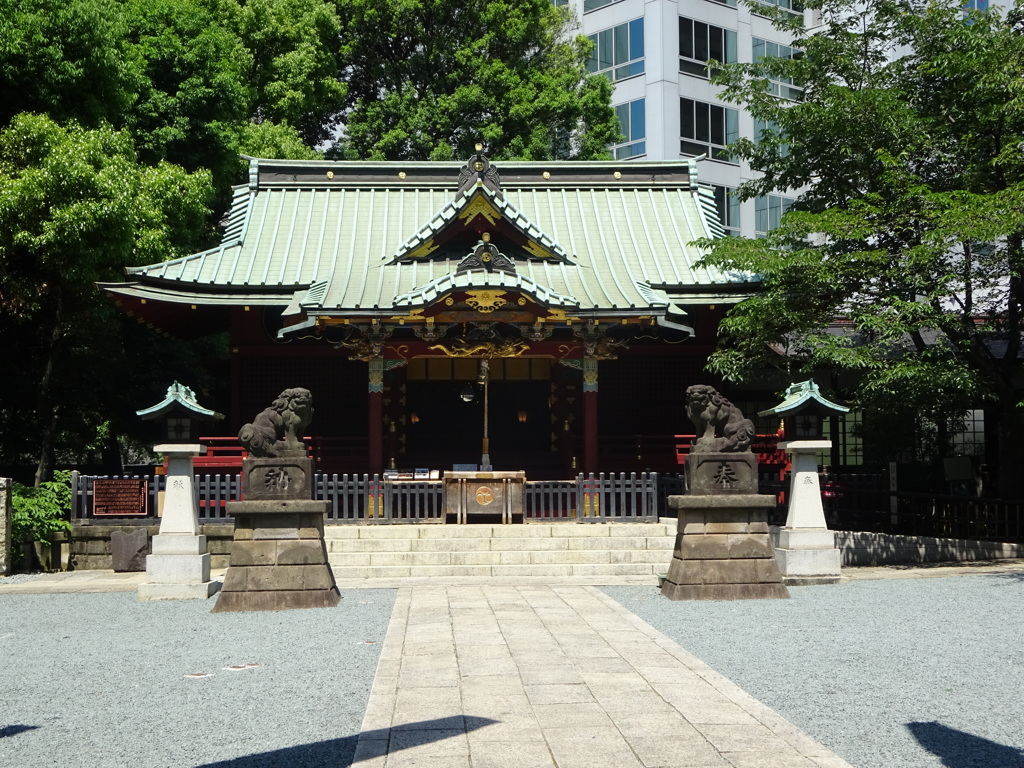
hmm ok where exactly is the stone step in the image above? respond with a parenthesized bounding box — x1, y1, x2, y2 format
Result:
(323, 521, 676, 582)
(328, 548, 672, 567)
(328, 562, 662, 580)
(324, 521, 675, 539)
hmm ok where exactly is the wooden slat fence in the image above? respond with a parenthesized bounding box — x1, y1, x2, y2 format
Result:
(72, 471, 661, 524)
(524, 480, 577, 521)
(384, 481, 445, 524)
(576, 472, 659, 523)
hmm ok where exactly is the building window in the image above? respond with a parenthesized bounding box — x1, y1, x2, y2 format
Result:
(963, 0, 988, 9)
(588, 19, 645, 82)
(752, 39, 803, 100)
(752, 0, 803, 17)
(705, 0, 738, 8)
(755, 194, 794, 236)
(583, 0, 620, 12)
(711, 185, 740, 237)
(754, 118, 790, 158)
(679, 18, 736, 78)
(612, 99, 646, 159)
(680, 98, 738, 162)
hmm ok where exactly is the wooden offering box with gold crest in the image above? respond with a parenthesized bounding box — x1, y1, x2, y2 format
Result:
(445, 471, 526, 524)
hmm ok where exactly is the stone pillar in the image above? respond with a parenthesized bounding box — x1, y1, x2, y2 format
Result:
(138, 445, 220, 600)
(774, 440, 844, 585)
(0, 478, 11, 576)
(368, 357, 384, 477)
(582, 357, 599, 475)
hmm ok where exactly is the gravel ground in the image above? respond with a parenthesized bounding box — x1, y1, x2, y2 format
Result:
(604, 573, 1024, 768)
(0, 589, 396, 768)
(0, 572, 44, 585)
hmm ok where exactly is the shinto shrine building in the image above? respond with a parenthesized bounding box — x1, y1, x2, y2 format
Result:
(102, 150, 763, 479)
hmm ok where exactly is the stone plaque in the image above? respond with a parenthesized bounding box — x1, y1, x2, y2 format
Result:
(93, 479, 149, 517)
(111, 529, 148, 572)
(686, 453, 758, 495)
(242, 458, 314, 501)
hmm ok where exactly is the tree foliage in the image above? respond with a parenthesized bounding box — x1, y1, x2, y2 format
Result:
(335, 0, 618, 160)
(697, 0, 1024, 493)
(0, 114, 215, 483)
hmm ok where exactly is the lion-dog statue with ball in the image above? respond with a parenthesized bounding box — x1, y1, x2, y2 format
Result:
(238, 387, 313, 458)
(685, 384, 755, 454)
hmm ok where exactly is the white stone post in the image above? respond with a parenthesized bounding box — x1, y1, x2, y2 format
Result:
(138, 445, 220, 600)
(774, 440, 845, 585)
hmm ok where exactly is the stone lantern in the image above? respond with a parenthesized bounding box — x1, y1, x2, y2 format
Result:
(136, 382, 223, 600)
(759, 380, 848, 585)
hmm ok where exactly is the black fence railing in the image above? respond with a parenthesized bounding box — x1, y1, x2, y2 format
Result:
(71, 472, 661, 525)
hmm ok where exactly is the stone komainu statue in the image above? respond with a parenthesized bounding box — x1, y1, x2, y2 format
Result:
(685, 385, 755, 453)
(238, 388, 313, 458)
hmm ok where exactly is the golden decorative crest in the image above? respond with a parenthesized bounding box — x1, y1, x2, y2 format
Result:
(406, 239, 437, 259)
(465, 290, 507, 314)
(475, 487, 494, 505)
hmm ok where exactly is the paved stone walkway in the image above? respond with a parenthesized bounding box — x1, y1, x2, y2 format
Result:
(351, 585, 852, 768)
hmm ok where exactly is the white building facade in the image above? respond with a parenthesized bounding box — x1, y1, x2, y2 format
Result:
(563, 0, 806, 239)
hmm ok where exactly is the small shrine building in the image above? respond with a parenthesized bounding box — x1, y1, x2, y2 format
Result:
(102, 150, 762, 479)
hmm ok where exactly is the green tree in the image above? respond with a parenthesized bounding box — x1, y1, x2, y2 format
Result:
(335, 0, 618, 160)
(0, 114, 214, 484)
(237, 0, 347, 148)
(697, 0, 1024, 496)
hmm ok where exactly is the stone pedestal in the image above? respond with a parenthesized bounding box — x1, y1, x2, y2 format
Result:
(214, 456, 338, 612)
(661, 495, 790, 601)
(139, 445, 219, 600)
(686, 452, 759, 495)
(212, 500, 339, 612)
(774, 440, 844, 585)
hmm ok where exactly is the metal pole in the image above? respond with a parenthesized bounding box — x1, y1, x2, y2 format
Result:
(481, 359, 492, 471)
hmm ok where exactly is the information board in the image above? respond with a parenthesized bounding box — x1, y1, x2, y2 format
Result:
(93, 479, 149, 517)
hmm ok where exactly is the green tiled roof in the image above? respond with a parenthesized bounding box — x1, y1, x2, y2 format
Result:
(114, 157, 757, 316)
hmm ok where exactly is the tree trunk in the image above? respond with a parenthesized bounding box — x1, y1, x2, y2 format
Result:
(33, 297, 64, 488)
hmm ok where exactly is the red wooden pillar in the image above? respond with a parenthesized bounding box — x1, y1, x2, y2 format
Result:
(583, 357, 598, 474)
(368, 358, 384, 476)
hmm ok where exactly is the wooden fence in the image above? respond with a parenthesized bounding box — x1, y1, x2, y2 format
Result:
(71, 472, 659, 524)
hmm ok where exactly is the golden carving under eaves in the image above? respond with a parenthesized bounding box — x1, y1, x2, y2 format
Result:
(523, 241, 551, 259)
(458, 195, 501, 226)
(465, 290, 507, 314)
(406, 239, 437, 259)
(428, 339, 531, 358)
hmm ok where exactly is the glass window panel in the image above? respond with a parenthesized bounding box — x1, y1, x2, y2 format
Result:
(725, 108, 738, 144)
(615, 103, 631, 141)
(709, 104, 723, 144)
(681, 99, 694, 138)
(631, 99, 646, 140)
(694, 21, 709, 62)
(679, 18, 694, 59)
(598, 29, 613, 71)
(613, 23, 629, 65)
(709, 28, 723, 62)
(630, 18, 644, 59)
(587, 35, 599, 73)
(696, 101, 711, 142)
(725, 30, 737, 63)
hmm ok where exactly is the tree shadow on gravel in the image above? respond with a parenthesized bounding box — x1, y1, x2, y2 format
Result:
(0, 725, 39, 739)
(197, 715, 496, 768)
(907, 721, 1024, 767)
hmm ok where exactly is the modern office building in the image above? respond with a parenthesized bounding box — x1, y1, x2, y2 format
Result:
(564, 0, 805, 239)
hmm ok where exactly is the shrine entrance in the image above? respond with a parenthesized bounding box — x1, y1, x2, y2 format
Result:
(398, 356, 566, 478)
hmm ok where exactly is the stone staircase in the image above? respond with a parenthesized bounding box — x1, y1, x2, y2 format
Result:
(325, 520, 676, 585)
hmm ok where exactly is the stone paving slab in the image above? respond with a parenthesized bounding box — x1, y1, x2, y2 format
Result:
(351, 584, 855, 768)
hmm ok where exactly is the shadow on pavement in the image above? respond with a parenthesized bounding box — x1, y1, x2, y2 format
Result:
(0, 725, 40, 739)
(197, 715, 497, 768)
(907, 721, 1024, 767)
